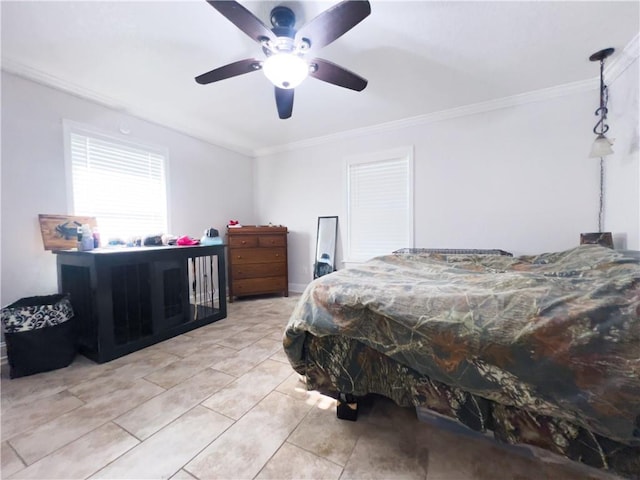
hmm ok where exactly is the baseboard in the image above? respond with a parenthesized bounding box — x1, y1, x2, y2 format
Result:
(289, 283, 308, 294)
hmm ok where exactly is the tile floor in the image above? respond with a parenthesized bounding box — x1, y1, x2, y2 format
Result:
(0, 295, 621, 479)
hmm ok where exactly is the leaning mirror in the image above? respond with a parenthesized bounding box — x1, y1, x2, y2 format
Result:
(314, 216, 338, 279)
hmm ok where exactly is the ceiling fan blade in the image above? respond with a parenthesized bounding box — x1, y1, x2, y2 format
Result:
(275, 87, 294, 119)
(295, 0, 371, 52)
(206, 1, 276, 44)
(195, 58, 261, 84)
(309, 58, 367, 91)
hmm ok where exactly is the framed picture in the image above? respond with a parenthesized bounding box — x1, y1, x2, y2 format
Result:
(38, 214, 97, 251)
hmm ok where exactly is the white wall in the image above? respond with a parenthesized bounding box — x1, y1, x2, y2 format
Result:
(606, 54, 640, 250)
(1, 71, 255, 307)
(2, 54, 638, 304)
(254, 77, 639, 290)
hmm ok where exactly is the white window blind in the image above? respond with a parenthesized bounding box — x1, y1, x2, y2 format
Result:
(66, 125, 168, 242)
(347, 148, 414, 262)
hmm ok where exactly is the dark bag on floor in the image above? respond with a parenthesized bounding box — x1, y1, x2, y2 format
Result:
(1, 294, 77, 379)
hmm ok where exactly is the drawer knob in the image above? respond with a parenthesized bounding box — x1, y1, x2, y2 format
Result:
(241, 240, 246, 244)
(237, 255, 242, 259)
(275, 254, 279, 257)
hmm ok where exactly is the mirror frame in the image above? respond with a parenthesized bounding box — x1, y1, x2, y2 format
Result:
(314, 216, 338, 279)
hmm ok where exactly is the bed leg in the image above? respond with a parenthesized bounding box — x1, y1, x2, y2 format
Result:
(337, 393, 358, 421)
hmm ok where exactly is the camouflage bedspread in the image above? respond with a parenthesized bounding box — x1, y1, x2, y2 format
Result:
(284, 246, 640, 448)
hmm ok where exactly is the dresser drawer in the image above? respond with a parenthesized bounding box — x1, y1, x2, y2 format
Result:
(228, 236, 258, 248)
(233, 277, 287, 295)
(258, 235, 286, 247)
(232, 263, 287, 279)
(231, 247, 286, 264)
(226, 226, 288, 302)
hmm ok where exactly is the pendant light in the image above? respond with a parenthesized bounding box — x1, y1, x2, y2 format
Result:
(581, 47, 615, 248)
(588, 48, 615, 159)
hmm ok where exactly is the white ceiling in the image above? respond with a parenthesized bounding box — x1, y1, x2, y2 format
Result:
(2, 1, 639, 156)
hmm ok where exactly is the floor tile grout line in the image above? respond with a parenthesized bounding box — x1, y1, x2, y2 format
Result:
(109, 369, 240, 442)
(170, 406, 237, 480)
(11, 378, 168, 466)
(68, 369, 172, 403)
(110, 417, 147, 443)
(96, 405, 233, 480)
(63, 360, 176, 402)
(142, 364, 206, 389)
(1, 389, 87, 443)
(5, 437, 28, 472)
(1, 384, 74, 412)
(214, 336, 270, 351)
(197, 369, 294, 424)
(185, 378, 313, 478)
(202, 376, 280, 423)
(251, 442, 283, 480)
(8, 417, 121, 469)
(284, 394, 367, 479)
(251, 391, 343, 479)
(282, 438, 347, 471)
(195, 332, 280, 353)
(198, 401, 238, 423)
(78, 421, 142, 480)
(336, 432, 369, 480)
(207, 365, 242, 379)
(2, 297, 300, 479)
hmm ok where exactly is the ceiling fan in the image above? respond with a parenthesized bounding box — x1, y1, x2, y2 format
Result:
(195, 0, 371, 119)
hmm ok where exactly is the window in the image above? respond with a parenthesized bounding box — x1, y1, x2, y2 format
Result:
(346, 147, 414, 262)
(64, 121, 169, 243)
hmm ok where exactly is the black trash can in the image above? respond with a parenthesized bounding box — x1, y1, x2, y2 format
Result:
(1, 294, 77, 379)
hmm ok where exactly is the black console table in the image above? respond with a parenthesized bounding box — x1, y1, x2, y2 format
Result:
(54, 245, 226, 363)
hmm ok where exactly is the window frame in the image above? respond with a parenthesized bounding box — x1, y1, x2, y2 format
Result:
(63, 119, 171, 240)
(345, 146, 415, 263)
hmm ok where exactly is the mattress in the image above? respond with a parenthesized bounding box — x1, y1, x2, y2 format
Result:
(284, 245, 640, 477)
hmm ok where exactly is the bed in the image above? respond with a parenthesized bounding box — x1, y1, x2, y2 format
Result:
(283, 245, 640, 479)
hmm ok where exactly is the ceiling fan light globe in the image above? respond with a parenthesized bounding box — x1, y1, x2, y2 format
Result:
(589, 134, 615, 158)
(263, 54, 308, 89)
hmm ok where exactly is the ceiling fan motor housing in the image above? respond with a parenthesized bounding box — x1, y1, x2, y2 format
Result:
(270, 6, 296, 38)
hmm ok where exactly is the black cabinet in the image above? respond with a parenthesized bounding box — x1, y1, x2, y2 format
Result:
(54, 245, 226, 363)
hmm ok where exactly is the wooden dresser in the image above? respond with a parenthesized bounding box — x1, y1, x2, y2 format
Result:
(226, 225, 288, 302)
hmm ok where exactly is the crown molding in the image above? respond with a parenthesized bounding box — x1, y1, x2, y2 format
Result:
(1, 57, 129, 111)
(254, 78, 597, 157)
(605, 32, 639, 83)
(255, 35, 640, 158)
(1, 57, 255, 157)
(3, 30, 638, 160)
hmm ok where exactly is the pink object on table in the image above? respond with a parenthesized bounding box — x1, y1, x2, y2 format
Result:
(176, 236, 200, 246)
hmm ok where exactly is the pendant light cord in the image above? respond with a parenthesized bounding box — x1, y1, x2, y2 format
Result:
(593, 62, 610, 135)
(596, 60, 608, 232)
(599, 156, 605, 232)
(588, 47, 614, 234)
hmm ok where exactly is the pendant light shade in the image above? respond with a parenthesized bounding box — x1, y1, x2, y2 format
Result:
(589, 134, 614, 158)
